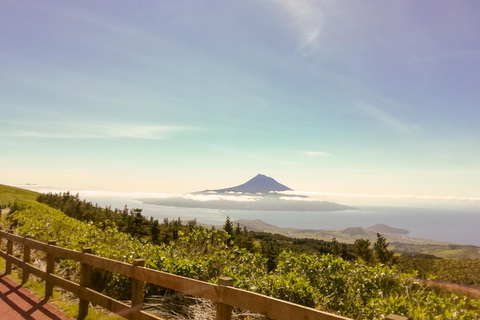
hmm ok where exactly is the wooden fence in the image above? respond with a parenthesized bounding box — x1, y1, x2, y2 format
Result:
(0, 229, 406, 320)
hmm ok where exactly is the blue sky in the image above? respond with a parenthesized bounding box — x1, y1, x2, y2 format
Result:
(1, 0, 479, 201)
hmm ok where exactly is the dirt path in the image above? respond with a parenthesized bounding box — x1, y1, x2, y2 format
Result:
(0, 274, 73, 320)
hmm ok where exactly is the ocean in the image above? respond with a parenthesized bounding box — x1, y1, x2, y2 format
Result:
(78, 194, 480, 246)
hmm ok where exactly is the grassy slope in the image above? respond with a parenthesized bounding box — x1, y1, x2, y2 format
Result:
(0, 184, 122, 320)
(0, 184, 39, 205)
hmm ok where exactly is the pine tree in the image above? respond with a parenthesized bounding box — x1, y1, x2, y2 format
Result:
(353, 239, 373, 263)
(373, 233, 395, 265)
(223, 216, 234, 236)
(331, 237, 342, 257)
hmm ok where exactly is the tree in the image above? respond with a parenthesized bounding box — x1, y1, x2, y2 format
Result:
(261, 239, 280, 273)
(187, 219, 198, 231)
(353, 239, 373, 263)
(150, 219, 160, 244)
(234, 223, 242, 237)
(331, 238, 342, 257)
(223, 216, 234, 236)
(373, 233, 396, 265)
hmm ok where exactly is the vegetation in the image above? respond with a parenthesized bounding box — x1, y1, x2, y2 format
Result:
(1, 187, 479, 319)
(0, 184, 38, 206)
(0, 239, 123, 320)
(391, 242, 480, 260)
(1, 194, 479, 319)
(35, 192, 359, 268)
(396, 256, 480, 290)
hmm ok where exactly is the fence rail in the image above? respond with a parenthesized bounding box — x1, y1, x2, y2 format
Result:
(0, 228, 406, 320)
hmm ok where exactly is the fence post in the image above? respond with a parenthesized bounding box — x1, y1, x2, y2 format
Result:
(386, 315, 408, 320)
(78, 247, 92, 320)
(45, 240, 56, 299)
(0, 226, 3, 251)
(6, 230, 14, 274)
(22, 235, 31, 283)
(216, 276, 234, 320)
(131, 259, 146, 318)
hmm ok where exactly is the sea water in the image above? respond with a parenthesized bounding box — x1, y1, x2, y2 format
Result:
(79, 194, 480, 246)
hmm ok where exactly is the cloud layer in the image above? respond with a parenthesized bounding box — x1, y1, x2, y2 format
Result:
(279, 190, 480, 203)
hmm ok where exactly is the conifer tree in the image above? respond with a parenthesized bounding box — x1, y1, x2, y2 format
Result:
(374, 233, 395, 265)
(353, 239, 373, 263)
(223, 216, 234, 236)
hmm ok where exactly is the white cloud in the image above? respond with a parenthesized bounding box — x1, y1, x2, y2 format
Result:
(33, 189, 260, 202)
(16, 185, 180, 199)
(279, 196, 317, 202)
(76, 191, 179, 199)
(183, 194, 261, 202)
(279, 190, 480, 202)
(1, 122, 192, 140)
(305, 151, 331, 157)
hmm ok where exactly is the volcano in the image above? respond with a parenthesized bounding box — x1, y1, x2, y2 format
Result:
(141, 174, 353, 211)
(199, 174, 292, 194)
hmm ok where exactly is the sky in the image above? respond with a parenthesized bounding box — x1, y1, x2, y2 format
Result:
(1, 0, 480, 203)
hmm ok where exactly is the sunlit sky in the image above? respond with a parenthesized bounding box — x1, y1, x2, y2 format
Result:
(1, 1, 480, 201)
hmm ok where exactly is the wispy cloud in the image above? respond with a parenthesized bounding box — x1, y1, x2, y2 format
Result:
(1, 122, 193, 140)
(355, 101, 419, 134)
(305, 151, 331, 157)
(267, 0, 326, 52)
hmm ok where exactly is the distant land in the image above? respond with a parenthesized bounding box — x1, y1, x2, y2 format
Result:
(202, 219, 480, 259)
(368, 223, 409, 235)
(141, 174, 353, 211)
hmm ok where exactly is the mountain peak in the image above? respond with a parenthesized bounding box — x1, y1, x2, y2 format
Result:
(199, 174, 293, 194)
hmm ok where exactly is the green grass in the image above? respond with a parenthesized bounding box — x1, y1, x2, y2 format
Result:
(0, 184, 39, 206)
(391, 242, 480, 259)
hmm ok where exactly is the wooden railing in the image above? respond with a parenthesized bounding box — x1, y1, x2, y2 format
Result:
(0, 229, 406, 320)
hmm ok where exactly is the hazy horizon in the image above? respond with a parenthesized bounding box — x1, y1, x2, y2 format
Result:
(13, 181, 480, 209)
(10, 183, 480, 246)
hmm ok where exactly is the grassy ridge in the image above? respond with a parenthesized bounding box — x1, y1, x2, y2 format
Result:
(0, 184, 38, 205)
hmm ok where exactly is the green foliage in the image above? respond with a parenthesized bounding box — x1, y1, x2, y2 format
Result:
(5, 199, 480, 320)
(397, 256, 480, 289)
(250, 232, 356, 259)
(36, 192, 191, 244)
(374, 233, 396, 265)
(354, 239, 373, 263)
(0, 184, 38, 206)
(7, 200, 155, 298)
(223, 216, 234, 236)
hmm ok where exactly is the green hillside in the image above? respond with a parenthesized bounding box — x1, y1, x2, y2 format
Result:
(4, 198, 479, 319)
(0, 184, 39, 206)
